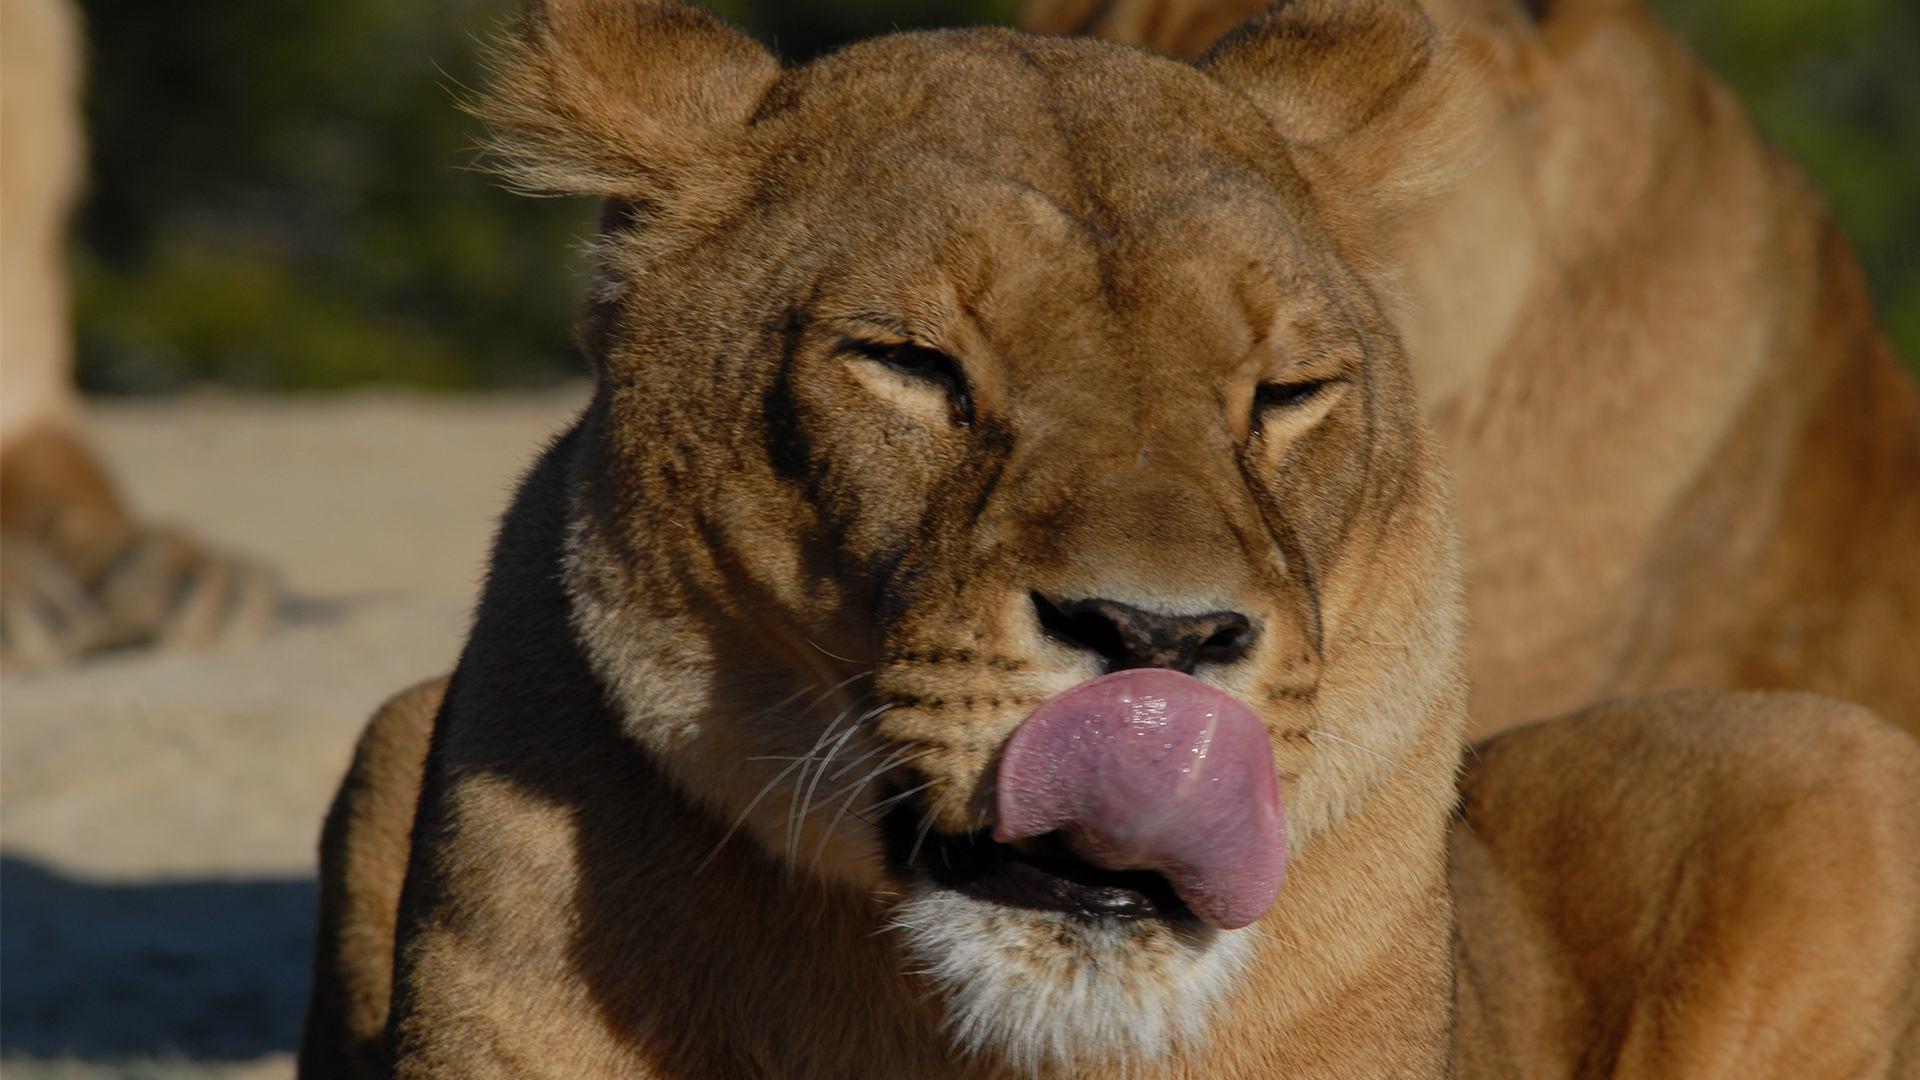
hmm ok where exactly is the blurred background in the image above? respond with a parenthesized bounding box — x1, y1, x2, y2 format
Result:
(69, 0, 1920, 396)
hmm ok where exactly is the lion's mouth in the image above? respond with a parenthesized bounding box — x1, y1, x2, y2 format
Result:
(878, 669, 1286, 930)
(882, 802, 1196, 923)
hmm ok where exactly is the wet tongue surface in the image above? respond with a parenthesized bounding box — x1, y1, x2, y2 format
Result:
(993, 668, 1285, 930)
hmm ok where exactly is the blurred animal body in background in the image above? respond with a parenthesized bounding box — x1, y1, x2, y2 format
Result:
(0, 0, 279, 670)
(1027, 0, 1920, 738)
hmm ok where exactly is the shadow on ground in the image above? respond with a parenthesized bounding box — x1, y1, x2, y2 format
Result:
(1, 855, 315, 1060)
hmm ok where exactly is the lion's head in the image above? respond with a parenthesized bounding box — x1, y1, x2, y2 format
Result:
(484, 1, 1470, 1072)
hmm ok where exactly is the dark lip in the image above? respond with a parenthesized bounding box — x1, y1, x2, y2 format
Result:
(880, 801, 1196, 924)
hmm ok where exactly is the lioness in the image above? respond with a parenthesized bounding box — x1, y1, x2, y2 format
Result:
(299, 2, 1920, 1076)
(1025, 0, 1920, 736)
(0, 0, 277, 670)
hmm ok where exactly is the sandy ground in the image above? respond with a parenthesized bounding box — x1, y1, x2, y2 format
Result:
(1, 389, 585, 1078)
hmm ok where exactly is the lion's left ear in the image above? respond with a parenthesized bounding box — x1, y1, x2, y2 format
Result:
(477, 0, 779, 211)
(1202, 0, 1480, 261)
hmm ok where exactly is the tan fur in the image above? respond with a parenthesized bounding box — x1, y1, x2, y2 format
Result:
(1022, 0, 1920, 738)
(0, 0, 280, 670)
(1453, 692, 1920, 1078)
(301, 2, 1919, 1076)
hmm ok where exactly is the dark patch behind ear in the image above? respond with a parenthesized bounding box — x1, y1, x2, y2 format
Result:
(575, 198, 647, 366)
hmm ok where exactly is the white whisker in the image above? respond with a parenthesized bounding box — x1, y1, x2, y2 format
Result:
(824, 744, 934, 810)
(740, 681, 818, 722)
(859, 777, 939, 822)
(696, 751, 815, 875)
(786, 695, 871, 865)
(1309, 728, 1388, 759)
(826, 703, 896, 778)
(1308, 729, 1429, 779)
(806, 636, 873, 666)
(698, 688, 873, 875)
(816, 745, 883, 778)
(811, 743, 929, 870)
(791, 722, 858, 865)
(796, 670, 873, 720)
(907, 791, 950, 867)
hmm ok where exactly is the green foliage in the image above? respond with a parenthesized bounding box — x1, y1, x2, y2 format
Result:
(1651, 0, 1920, 367)
(75, 0, 593, 392)
(70, 0, 1916, 393)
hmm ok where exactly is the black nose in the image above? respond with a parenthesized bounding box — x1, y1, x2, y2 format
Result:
(1031, 593, 1258, 674)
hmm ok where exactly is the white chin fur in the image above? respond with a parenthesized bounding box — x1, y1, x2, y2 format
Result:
(888, 887, 1252, 1077)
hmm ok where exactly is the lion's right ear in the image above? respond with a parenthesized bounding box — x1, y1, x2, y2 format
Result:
(1201, 0, 1481, 264)
(478, 0, 778, 206)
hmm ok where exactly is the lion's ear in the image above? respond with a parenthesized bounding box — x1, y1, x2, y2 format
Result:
(478, 0, 778, 205)
(1202, 0, 1479, 256)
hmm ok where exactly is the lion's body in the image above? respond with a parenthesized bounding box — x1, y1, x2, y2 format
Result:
(1026, 0, 1920, 737)
(1454, 692, 1920, 1078)
(300, 1, 1920, 1075)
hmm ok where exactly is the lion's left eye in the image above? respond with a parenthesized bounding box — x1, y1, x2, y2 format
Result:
(846, 340, 974, 427)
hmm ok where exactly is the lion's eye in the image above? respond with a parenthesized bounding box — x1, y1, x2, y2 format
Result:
(1250, 378, 1341, 437)
(846, 339, 974, 427)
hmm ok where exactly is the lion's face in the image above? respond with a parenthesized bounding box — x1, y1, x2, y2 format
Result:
(503, 4, 1465, 1073)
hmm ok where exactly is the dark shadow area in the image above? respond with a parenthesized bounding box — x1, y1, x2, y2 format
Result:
(0, 855, 315, 1060)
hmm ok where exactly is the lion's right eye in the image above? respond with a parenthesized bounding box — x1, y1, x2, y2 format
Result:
(844, 339, 975, 427)
(1250, 377, 1347, 439)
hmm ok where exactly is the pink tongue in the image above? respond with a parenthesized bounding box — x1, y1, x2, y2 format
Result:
(993, 669, 1286, 930)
